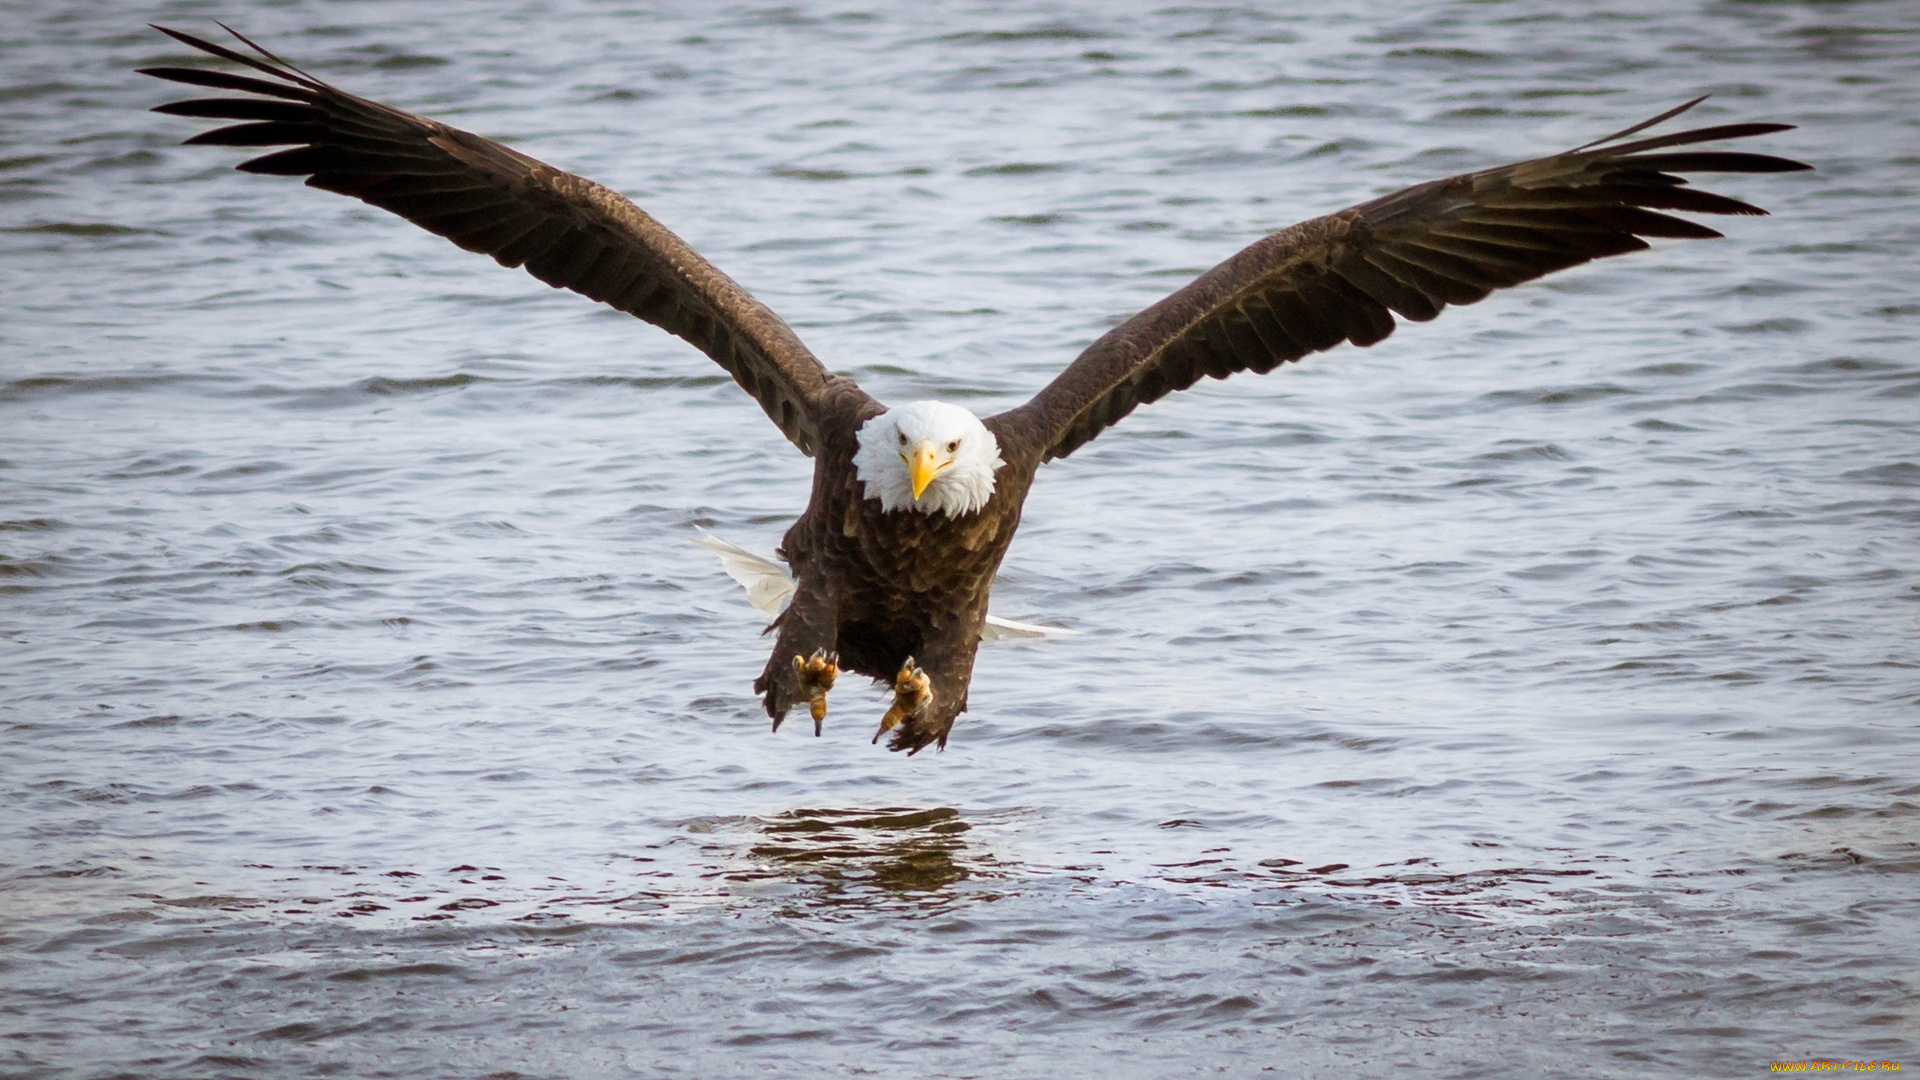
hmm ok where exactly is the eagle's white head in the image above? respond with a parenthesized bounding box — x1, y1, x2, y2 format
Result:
(852, 401, 1004, 516)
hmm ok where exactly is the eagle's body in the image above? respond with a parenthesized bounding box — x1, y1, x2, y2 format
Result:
(143, 25, 1809, 753)
(762, 393, 1036, 746)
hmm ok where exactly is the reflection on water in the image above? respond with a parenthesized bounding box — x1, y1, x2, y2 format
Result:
(702, 807, 1003, 913)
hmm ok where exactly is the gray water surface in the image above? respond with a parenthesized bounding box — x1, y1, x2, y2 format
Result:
(3, 1, 1917, 1076)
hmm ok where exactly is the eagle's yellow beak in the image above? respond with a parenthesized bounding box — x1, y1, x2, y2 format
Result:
(907, 440, 945, 500)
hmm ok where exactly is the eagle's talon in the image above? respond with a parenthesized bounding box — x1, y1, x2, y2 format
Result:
(793, 648, 839, 736)
(873, 657, 934, 745)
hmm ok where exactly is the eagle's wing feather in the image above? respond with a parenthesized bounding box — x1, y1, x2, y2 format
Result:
(143, 24, 856, 456)
(995, 99, 1809, 462)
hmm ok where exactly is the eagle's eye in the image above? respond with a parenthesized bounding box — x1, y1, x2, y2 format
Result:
(947, 440, 960, 453)
(898, 432, 907, 446)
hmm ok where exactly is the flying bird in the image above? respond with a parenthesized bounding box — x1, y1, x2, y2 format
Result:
(142, 24, 1809, 754)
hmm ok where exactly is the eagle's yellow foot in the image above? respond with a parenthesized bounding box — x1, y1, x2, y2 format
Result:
(873, 657, 934, 744)
(792, 649, 839, 736)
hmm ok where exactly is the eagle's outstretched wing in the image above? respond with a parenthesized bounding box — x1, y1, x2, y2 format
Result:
(142, 25, 859, 456)
(993, 99, 1810, 462)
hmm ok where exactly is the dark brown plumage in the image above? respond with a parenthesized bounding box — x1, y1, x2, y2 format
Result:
(143, 25, 1809, 754)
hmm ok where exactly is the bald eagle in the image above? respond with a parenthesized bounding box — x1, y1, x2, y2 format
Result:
(143, 25, 1809, 753)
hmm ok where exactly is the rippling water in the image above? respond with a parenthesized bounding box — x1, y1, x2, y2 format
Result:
(4, 1, 1917, 1075)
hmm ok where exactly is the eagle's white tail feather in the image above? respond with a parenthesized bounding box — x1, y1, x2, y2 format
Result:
(695, 529, 1075, 642)
(980, 615, 1073, 642)
(693, 529, 796, 616)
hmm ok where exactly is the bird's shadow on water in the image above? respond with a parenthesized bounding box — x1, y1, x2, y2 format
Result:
(689, 806, 1010, 917)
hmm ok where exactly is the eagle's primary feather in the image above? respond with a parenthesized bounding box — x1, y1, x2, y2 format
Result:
(143, 24, 1809, 754)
